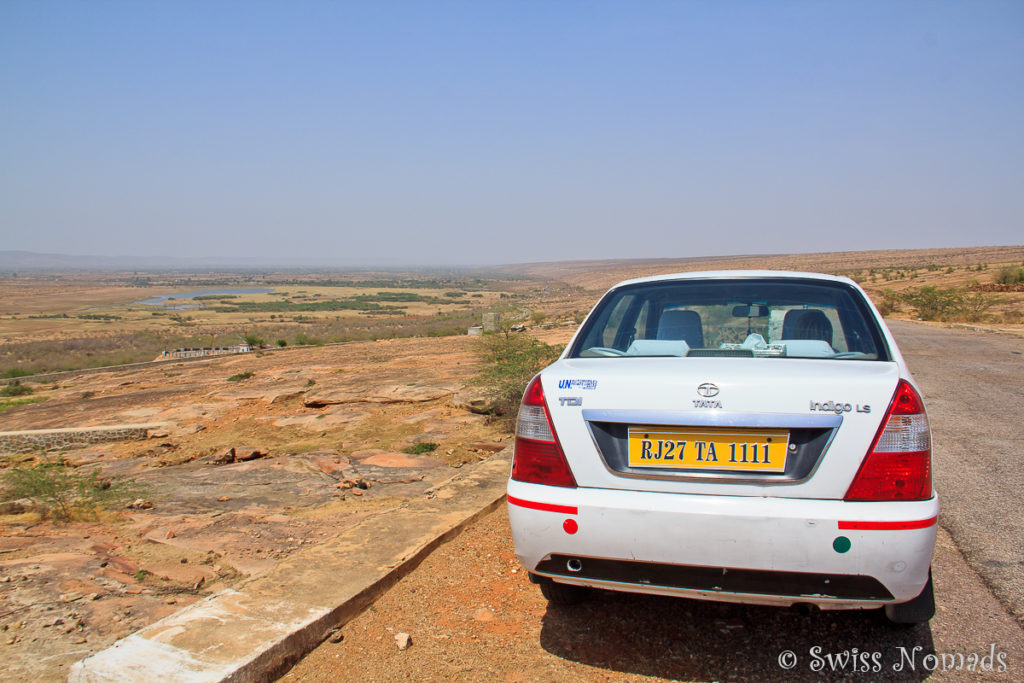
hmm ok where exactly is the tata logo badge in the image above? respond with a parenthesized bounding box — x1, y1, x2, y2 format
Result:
(697, 382, 720, 398)
(694, 382, 723, 408)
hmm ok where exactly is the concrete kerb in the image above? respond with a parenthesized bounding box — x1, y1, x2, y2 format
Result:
(68, 450, 513, 682)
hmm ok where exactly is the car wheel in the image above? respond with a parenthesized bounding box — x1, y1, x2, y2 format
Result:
(884, 569, 935, 625)
(538, 579, 591, 605)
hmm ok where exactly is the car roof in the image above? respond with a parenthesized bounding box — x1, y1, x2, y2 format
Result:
(610, 270, 856, 290)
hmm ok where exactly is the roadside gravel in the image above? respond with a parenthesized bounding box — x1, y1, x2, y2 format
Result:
(282, 505, 1023, 682)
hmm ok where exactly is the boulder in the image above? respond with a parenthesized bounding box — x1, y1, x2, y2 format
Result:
(209, 448, 236, 465)
(0, 499, 31, 515)
(451, 387, 499, 415)
(235, 446, 268, 462)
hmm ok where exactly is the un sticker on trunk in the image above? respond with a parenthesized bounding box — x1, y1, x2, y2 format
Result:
(627, 426, 789, 472)
(558, 379, 598, 390)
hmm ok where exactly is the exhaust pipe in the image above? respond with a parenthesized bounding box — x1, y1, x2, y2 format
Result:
(566, 558, 583, 573)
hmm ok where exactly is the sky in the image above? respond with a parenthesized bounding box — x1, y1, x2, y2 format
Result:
(1, 1, 1022, 267)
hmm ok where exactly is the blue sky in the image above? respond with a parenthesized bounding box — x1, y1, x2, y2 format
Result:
(1, 1, 1022, 266)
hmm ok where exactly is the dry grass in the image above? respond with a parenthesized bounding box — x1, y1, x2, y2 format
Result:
(502, 246, 1024, 327)
(2, 248, 1021, 376)
(0, 273, 506, 375)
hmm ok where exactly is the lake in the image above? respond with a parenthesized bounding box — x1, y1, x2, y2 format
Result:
(134, 287, 274, 307)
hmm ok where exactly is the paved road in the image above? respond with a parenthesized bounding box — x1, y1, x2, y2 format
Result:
(284, 322, 1024, 681)
(889, 321, 1024, 625)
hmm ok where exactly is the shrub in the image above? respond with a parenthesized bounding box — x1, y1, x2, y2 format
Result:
(874, 289, 900, 317)
(243, 332, 265, 348)
(995, 267, 1024, 285)
(959, 291, 998, 321)
(276, 339, 288, 347)
(0, 381, 33, 397)
(901, 286, 962, 321)
(901, 286, 999, 322)
(403, 442, 439, 455)
(474, 333, 563, 423)
(3, 458, 144, 522)
(294, 333, 324, 346)
(227, 371, 254, 382)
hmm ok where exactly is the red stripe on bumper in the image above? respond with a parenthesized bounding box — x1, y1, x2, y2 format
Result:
(838, 516, 937, 531)
(507, 495, 577, 515)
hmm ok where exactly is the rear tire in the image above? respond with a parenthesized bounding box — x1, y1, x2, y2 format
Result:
(885, 569, 935, 625)
(538, 579, 591, 605)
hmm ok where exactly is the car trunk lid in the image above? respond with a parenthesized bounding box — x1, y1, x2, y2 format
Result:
(542, 357, 901, 499)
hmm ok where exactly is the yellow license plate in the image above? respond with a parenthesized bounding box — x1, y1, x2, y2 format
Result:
(627, 426, 789, 473)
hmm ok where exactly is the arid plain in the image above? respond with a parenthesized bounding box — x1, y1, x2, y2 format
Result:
(1, 245, 1023, 680)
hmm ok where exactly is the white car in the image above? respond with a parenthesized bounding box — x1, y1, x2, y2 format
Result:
(507, 271, 937, 624)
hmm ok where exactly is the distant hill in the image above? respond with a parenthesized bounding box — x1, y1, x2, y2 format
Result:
(0, 251, 346, 272)
(3, 245, 1023, 278)
(0, 250, 213, 271)
(500, 245, 1024, 291)
(0, 250, 121, 270)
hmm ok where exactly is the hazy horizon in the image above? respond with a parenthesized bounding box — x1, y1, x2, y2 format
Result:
(3, 2, 1022, 266)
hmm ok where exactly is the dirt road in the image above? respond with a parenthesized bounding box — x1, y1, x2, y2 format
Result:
(282, 322, 1024, 681)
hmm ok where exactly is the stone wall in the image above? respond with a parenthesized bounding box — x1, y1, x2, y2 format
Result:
(4, 354, 227, 386)
(0, 424, 163, 455)
(5, 339, 311, 387)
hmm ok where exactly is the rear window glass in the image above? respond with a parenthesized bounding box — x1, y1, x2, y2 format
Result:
(569, 278, 889, 361)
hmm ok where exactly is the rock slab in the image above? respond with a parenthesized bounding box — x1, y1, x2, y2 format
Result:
(68, 450, 511, 683)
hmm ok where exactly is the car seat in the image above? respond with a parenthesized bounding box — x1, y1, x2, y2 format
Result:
(782, 309, 833, 345)
(656, 309, 704, 348)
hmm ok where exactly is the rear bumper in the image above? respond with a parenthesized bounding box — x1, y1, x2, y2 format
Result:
(507, 480, 938, 610)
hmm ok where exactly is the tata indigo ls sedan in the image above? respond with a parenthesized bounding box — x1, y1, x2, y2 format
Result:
(507, 271, 937, 624)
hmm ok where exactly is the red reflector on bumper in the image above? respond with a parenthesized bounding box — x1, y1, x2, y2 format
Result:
(838, 516, 937, 531)
(507, 495, 577, 515)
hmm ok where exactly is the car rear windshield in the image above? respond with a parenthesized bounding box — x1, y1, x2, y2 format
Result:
(569, 278, 890, 361)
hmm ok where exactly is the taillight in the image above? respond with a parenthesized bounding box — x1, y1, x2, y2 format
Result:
(511, 376, 577, 488)
(845, 380, 932, 501)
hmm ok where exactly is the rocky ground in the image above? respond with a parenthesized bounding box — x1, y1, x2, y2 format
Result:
(0, 329, 572, 680)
